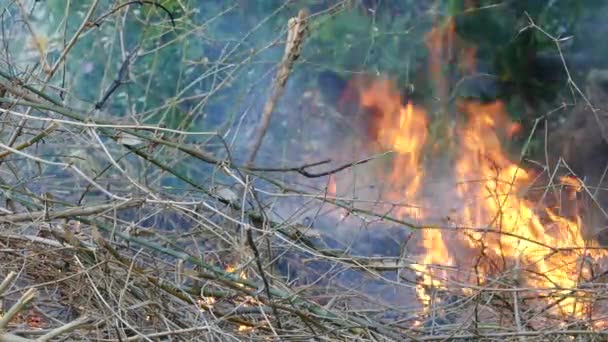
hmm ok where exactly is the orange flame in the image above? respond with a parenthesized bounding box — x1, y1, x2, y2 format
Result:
(353, 80, 605, 318)
(359, 78, 427, 219)
(226, 264, 248, 284)
(454, 100, 603, 316)
(331, 7, 608, 322)
(358, 79, 451, 310)
(327, 175, 337, 196)
(425, 17, 477, 102)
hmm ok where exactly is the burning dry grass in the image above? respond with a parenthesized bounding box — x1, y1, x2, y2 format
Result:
(2, 85, 608, 341)
(3, 202, 608, 341)
(2, 2, 608, 341)
(320, 73, 608, 339)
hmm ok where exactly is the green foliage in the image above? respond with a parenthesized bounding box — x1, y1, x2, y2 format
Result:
(33, 0, 608, 143)
(451, 1, 605, 110)
(307, 3, 428, 88)
(9, 0, 608, 195)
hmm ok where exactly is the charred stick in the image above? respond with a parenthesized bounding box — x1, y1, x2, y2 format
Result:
(244, 153, 386, 178)
(95, 46, 140, 110)
(246, 226, 283, 329)
(89, 1, 176, 29)
(245, 9, 308, 165)
(243, 185, 283, 330)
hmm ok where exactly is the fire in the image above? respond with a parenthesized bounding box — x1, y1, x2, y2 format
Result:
(425, 16, 477, 106)
(193, 264, 262, 333)
(238, 325, 253, 332)
(358, 78, 449, 310)
(354, 78, 606, 318)
(198, 296, 216, 310)
(344, 6, 608, 319)
(454, 99, 600, 316)
(226, 264, 248, 285)
(593, 318, 608, 330)
(359, 78, 427, 219)
(413, 228, 452, 311)
(319, 2, 608, 325)
(327, 174, 337, 196)
(425, 17, 456, 102)
(561, 175, 583, 195)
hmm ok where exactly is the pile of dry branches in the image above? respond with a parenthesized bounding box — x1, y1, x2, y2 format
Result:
(1, 68, 608, 341)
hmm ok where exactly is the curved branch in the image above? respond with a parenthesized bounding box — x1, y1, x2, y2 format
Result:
(90, 1, 176, 29)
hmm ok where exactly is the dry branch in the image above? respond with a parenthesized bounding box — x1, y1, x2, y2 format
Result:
(0, 123, 58, 159)
(0, 200, 144, 223)
(245, 9, 309, 165)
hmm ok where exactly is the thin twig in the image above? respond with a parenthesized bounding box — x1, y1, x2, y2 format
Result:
(95, 45, 140, 110)
(0, 122, 58, 159)
(89, 1, 177, 29)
